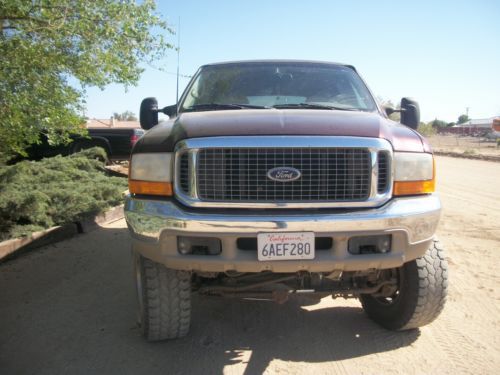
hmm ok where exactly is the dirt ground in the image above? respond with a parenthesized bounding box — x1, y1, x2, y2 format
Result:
(0, 156, 499, 374)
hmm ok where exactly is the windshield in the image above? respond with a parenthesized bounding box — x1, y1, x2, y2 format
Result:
(180, 62, 377, 112)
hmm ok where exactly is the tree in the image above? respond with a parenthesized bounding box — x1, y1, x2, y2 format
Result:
(457, 114, 470, 124)
(430, 119, 448, 128)
(0, 0, 173, 161)
(113, 111, 138, 121)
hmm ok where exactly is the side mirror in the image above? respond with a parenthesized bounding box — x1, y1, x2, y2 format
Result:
(140, 97, 159, 130)
(384, 106, 396, 117)
(400, 97, 420, 130)
(162, 104, 177, 118)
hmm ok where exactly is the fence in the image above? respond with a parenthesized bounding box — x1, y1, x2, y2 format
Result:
(436, 126, 490, 137)
(429, 134, 499, 154)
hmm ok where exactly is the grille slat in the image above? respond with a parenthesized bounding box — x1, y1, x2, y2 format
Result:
(195, 148, 372, 202)
(179, 153, 190, 194)
(377, 151, 389, 193)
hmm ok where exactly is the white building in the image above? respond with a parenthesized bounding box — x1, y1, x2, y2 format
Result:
(456, 117, 498, 129)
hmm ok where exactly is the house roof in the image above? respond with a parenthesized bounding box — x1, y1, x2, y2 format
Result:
(85, 118, 140, 129)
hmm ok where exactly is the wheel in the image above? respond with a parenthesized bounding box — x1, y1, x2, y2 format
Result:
(70, 141, 110, 163)
(134, 252, 191, 341)
(71, 140, 98, 154)
(71, 141, 87, 154)
(360, 239, 448, 330)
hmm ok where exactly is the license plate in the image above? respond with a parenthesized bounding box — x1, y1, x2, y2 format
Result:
(257, 232, 315, 261)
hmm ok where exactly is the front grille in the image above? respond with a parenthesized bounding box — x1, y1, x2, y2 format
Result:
(179, 153, 190, 194)
(196, 148, 371, 202)
(377, 151, 389, 193)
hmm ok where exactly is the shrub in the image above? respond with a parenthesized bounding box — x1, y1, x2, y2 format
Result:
(418, 123, 437, 137)
(0, 147, 127, 240)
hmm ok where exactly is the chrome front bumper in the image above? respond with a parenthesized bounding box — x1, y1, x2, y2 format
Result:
(125, 195, 441, 273)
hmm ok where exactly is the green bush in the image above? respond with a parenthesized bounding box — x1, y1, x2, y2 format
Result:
(0, 147, 127, 240)
(418, 122, 437, 137)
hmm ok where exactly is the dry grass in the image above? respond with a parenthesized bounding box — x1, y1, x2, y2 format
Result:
(427, 134, 500, 158)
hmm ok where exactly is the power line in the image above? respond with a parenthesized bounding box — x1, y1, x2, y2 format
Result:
(146, 63, 192, 79)
(159, 70, 192, 79)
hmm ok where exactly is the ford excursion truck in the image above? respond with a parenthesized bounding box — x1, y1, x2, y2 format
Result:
(125, 60, 448, 341)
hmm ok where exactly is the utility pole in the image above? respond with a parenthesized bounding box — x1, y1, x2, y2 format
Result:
(176, 17, 181, 113)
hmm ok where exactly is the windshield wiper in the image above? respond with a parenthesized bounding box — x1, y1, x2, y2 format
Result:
(230, 103, 271, 109)
(185, 103, 270, 112)
(272, 103, 358, 111)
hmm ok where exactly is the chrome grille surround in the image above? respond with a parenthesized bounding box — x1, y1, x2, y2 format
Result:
(174, 136, 393, 208)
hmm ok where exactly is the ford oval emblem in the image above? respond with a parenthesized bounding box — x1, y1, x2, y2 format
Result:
(267, 167, 302, 182)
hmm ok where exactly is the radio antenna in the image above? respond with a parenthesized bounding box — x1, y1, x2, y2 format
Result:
(175, 17, 181, 113)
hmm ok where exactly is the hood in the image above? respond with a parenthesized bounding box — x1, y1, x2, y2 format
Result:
(133, 109, 426, 153)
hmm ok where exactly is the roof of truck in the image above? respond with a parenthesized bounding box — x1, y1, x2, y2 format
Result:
(201, 59, 357, 72)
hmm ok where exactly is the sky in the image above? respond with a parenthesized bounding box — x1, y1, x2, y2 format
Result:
(84, 0, 500, 123)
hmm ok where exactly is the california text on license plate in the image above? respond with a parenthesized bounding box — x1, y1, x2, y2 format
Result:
(257, 232, 315, 261)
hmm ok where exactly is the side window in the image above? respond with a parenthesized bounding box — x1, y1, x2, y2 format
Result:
(182, 76, 200, 108)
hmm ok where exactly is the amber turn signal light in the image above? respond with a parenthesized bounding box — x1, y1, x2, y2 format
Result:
(393, 179, 435, 196)
(129, 180, 173, 196)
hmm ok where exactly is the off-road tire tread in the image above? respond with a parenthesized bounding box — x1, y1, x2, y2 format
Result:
(402, 239, 448, 329)
(361, 239, 448, 330)
(140, 256, 191, 341)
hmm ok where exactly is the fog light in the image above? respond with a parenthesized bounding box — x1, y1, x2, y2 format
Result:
(348, 235, 392, 255)
(177, 237, 222, 255)
(178, 237, 192, 255)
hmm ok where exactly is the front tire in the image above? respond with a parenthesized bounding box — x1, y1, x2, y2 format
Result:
(134, 253, 191, 341)
(360, 239, 448, 330)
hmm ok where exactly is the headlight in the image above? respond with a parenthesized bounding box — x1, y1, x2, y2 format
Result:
(393, 152, 435, 196)
(129, 153, 173, 196)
